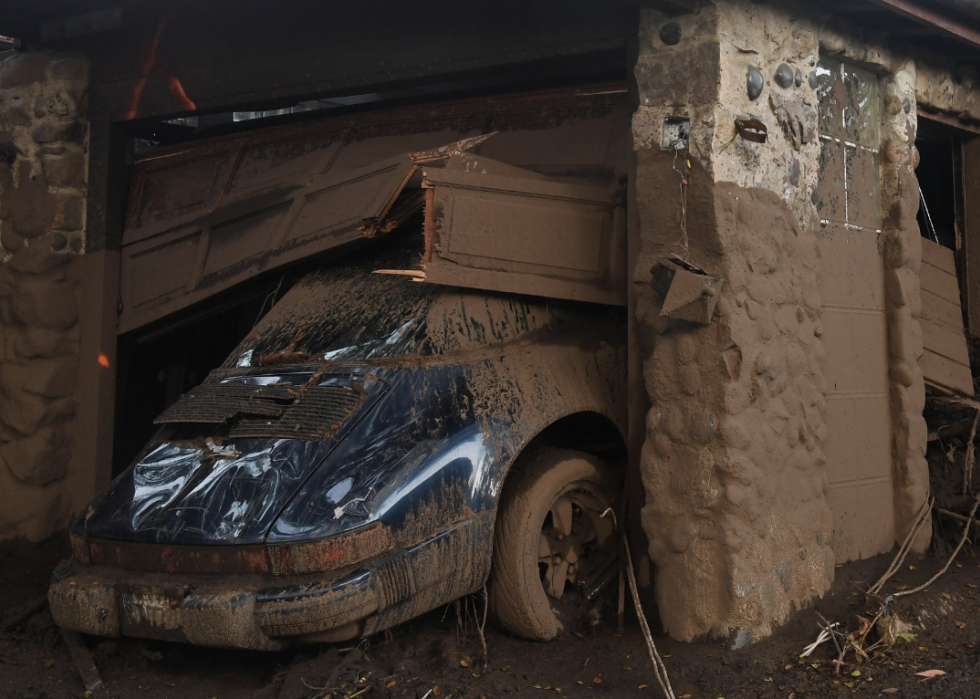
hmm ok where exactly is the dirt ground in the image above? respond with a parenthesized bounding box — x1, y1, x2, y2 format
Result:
(2, 531, 979, 699)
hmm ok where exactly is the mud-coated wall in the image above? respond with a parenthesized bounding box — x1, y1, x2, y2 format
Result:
(632, 0, 930, 642)
(0, 52, 89, 541)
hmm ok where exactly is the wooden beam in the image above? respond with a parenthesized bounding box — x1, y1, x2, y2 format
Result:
(961, 135, 980, 337)
(867, 0, 980, 51)
(918, 108, 980, 138)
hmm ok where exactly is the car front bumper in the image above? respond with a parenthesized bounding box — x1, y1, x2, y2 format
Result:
(49, 516, 492, 650)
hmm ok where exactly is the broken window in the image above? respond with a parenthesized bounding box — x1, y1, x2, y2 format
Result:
(815, 57, 881, 232)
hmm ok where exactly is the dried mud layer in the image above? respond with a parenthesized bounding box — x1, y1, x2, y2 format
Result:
(3, 537, 980, 699)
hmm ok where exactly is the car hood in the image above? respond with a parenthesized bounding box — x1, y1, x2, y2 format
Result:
(75, 368, 390, 546)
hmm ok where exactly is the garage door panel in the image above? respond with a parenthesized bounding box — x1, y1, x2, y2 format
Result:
(202, 203, 293, 279)
(126, 151, 236, 243)
(125, 233, 201, 307)
(226, 132, 344, 196)
(118, 88, 630, 334)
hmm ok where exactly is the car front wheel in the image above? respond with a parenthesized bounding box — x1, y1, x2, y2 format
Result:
(489, 447, 619, 640)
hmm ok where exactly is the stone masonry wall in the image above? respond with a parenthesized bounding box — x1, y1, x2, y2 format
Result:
(633, 1, 833, 644)
(632, 0, 931, 642)
(0, 52, 89, 541)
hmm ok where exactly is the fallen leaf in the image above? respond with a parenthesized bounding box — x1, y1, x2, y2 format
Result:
(386, 680, 397, 688)
(810, 662, 821, 668)
(955, 621, 967, 629)
(784, 664, 793, 670)
(915, 669, 946, 678)
(851, 670, 861, 677)
(460, 660, 469, 668)
(909, 565, 916, 570)
(844, 681, 855, 688)
(593, 677, 602, 684)
(918, 646, 928, 651)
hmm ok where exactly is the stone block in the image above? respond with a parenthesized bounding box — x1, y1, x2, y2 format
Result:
(1, 357, 77, 398)
(8, 243, 71, 275)
(0, 426, 71, 486)
(0, 105, 33, 129)
(52, 193, 85, 231)
(32, 118, 84, 144)
(42, 149, 86, 188)
(0, 161, 57, 238)
(0, 53, 50, 89)
(14, 327, 76, 359)
(11, 274, 79, 330)
(0, 388, 52, 436)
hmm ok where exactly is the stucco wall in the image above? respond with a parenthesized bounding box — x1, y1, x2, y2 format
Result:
(0, 52, 89, 541)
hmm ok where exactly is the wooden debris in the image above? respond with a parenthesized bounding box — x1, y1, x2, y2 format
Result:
(61, 628, 103, 692)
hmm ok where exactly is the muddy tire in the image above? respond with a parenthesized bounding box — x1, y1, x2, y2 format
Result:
(489, 447, 619, 641)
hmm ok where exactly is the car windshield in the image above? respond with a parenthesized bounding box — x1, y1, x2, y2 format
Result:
(226, 231, 552, 368)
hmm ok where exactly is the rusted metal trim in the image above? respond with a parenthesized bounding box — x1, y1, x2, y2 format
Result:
(867, 0, 980, 50)
(423, 186, 436, 263)
(82, 523, 393, 576)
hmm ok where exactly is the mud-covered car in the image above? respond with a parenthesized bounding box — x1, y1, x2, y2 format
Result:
(50, 232, 627, 650)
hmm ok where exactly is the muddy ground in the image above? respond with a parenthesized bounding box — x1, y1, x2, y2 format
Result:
(2, 532, 979, 699)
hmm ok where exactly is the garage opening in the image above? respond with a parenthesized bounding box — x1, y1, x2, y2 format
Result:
(112, 275, 290, 476)
(109, 84, 631, 476)
(915, 115, 974, 396)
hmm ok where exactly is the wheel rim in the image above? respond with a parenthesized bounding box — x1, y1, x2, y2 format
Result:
(537, 491, 616, 600)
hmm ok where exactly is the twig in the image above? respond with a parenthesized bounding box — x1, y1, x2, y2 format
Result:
(937, 507, 980, 528)
(965, 410, 979, 493)
(800, 623, 838, 658)
(815, 612, 846, 673)
(891, 491, 980, 599)
(623, 533, 676, 699)
(477, 584, 489, 669)
(868, 496, 933, 598)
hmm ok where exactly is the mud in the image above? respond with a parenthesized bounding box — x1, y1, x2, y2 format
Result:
(4, 535, 980, 698)
(0, 51, 89, 542)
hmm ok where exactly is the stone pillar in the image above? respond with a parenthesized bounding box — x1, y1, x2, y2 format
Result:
(632, 2, 834, 642)
(879, 62, 932, 555)
(0, 52, 90, 541)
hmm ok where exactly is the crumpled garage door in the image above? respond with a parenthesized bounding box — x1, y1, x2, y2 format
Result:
(118, 89, 628, 334)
